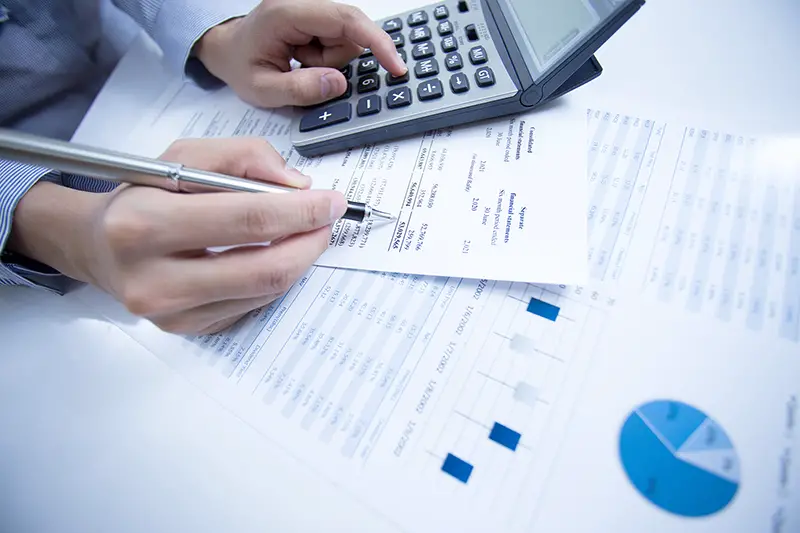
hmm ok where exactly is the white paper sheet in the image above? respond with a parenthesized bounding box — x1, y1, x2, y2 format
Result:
(77, 107, 800, 533)
(122, 80, 588, 284)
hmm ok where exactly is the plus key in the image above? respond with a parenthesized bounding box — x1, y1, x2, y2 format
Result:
(299, 102, 352, 132)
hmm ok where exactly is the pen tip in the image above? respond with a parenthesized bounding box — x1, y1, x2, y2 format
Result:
(371, 208, 396, 223)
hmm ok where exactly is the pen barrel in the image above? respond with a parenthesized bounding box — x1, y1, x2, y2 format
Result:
(0, 128, 180, 190)
(176, 167, 295, 194)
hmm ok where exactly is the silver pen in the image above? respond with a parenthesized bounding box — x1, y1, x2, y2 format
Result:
(0, 128, 395, 224)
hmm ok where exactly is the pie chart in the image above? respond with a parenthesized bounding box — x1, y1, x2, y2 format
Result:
(619, 399, 740, 517)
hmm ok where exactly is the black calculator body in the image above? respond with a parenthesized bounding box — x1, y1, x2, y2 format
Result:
(291, 0, 645, 156)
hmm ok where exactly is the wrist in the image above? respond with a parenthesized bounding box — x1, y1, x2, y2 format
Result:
(194, 18, 242, 81)
(7, 182, 105, 285)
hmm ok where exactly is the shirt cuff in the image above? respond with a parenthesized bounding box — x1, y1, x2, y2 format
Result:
(151, 0, 258, 87)
(0, 160, 69, 292)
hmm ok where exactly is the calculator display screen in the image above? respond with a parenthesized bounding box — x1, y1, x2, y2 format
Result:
(503, 0, 627, 81)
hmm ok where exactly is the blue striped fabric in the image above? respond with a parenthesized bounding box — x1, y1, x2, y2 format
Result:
(0, 0, 256, 291)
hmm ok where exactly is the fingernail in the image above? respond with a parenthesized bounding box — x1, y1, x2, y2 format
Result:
(329, 193, 348, 223)
(320, 73, 334, 99)
(287, 167, 312, 187)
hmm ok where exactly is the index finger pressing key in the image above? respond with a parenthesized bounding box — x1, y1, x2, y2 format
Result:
(296, 1, 408, 76)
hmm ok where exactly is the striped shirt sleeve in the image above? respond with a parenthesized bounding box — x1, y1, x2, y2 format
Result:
(112, 0, 258, 81)
(0, 159, 60, 290)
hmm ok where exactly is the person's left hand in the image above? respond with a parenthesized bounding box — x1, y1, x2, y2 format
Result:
(194, 0, 407, 108)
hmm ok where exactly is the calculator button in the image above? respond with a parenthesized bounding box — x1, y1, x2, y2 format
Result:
(357, 57, 379, 74)
(392, 33, 405, 48)
(414, 58, 440, 78)
(386, 71, 410, 86)
(398, 48, 408, 63)
(465, 24, 479, 41)
(387, 87, 412, 108)
(299, 102, 352, 132)
(434, 5, 449, 20)
(411, 42, 435, 60)
(410, 26, 432, 43)
(340, 64, 352, 78)
(357, 95, 381, 117)
(418, 79, 444, 101)
(408, 11, 428, 26)
(360, 48, 373, 58)
(445, 52, 463, 71)
(458, 0, 469, 13)
(437, 21, 453, 36)
(357, 73, 380, 93)
(469, 45, 488, 64)
(441, 36, 458, 52)
(475, 67, 495, 87)
(383, 18, 403, 33)
(450, 72, 470, 93)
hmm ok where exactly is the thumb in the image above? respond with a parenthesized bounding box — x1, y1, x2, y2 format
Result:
(253, 67, 349, 108)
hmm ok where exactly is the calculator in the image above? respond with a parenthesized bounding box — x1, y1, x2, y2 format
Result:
(290, 0, 645, 156)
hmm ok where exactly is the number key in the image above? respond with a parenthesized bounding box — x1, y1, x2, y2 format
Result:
(434, 5, 449, 19)
(391, 33, 405, 47)
(357, 73, 380, 94)
(386, 71, 410, 86)
(357, 57, 379, 74)
(437, 21, 453, 36)
(383, 18, 402, 33)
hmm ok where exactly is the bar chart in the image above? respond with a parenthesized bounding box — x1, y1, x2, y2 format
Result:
(412, 279, 607, 529)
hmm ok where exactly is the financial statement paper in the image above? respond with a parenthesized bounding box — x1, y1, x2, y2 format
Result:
(122, 79, 588, 284)
(77, 105, 800, 533)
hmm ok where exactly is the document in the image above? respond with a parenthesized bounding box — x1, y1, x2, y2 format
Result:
(124, 81, 588, 284)
(77, 107, 800, 533)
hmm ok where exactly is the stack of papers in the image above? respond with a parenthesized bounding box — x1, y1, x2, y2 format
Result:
(74, 57, 800, 532)
(125, 79, 589, 284)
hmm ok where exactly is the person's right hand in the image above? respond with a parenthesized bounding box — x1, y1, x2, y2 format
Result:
(9, 137, 347, 335)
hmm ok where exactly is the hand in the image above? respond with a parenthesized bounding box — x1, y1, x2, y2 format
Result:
(9, 138, 347, 335)
(194, 0, 407, 108)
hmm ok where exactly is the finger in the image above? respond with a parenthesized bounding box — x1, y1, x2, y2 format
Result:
(294, 37, 363, 69)
(150, 226, 332, 311)
(151, 293, 281, 335)
(251, 66, 350, 108)
(161, 137, 312, 189)
(287, 1, 406, 76)
(148, 187, 345, 252)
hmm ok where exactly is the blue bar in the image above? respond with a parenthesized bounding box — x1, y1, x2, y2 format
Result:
(441, 453, 473, 483)
(527, 297, 560, 321)
(489, 422, 521, 451)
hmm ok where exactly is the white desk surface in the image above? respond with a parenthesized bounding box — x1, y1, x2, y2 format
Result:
(1, 0, 798, 531)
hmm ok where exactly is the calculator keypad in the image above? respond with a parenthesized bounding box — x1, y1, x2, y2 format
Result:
(295, 2, 515, 136)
